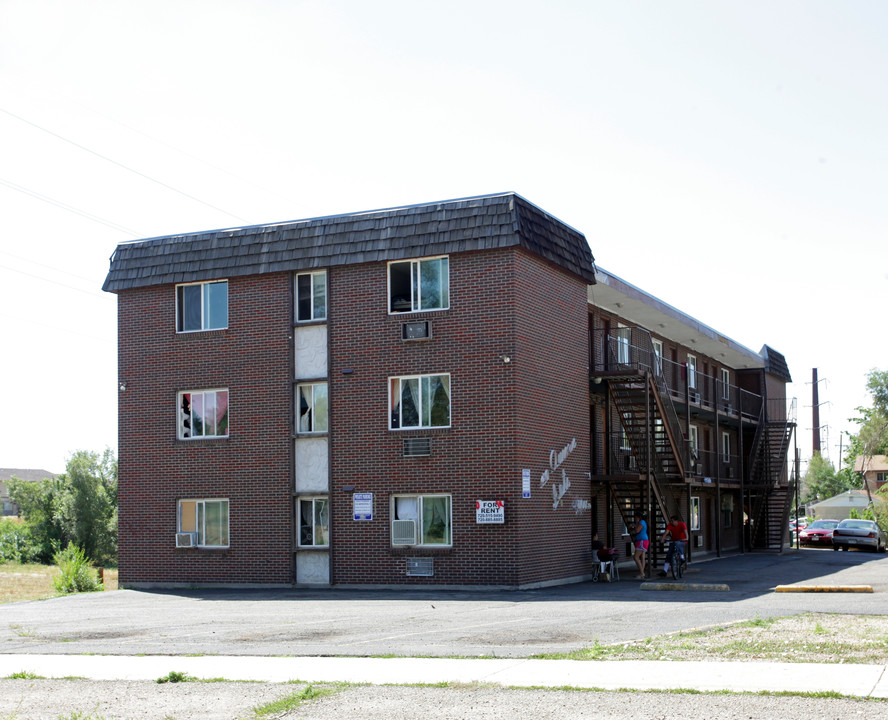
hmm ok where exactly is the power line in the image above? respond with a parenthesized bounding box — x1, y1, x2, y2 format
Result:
(0, 249, 96, 284)
(0, 177, 140, 237)
(0, 106, 249, 223)
(0, 263, 108, 299)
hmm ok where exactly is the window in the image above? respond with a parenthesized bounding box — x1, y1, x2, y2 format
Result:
(178, 499, 229, 548)
(296, 271, 326, 322)
(298, 497, 329, 547)
(390, 374, 450, 429)
(392, 495, 451, 546)
(176, 280, 228, 332)
(720, 368, 730, 399)
(688, 425, 699, 459)
(687, 354, 697, 390)
(296, 383, 328, 433)
(722, 431, 732, 463)
(615, 325, 631, 364)
(388, 256, 449, 313)
(722, 494, 734, 528)
(178, 389, 229, 439)
(690, 496, 700, 531)
(652, 339, 663, 375)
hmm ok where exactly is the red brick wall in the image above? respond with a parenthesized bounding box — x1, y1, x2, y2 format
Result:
(117, 273, 293, 585)
(328, 247, 593, 587)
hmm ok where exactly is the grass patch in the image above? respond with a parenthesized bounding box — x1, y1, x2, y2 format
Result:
(5, 670, 44, 679)
(0, 562, 118, 604)
(156, 670, 194, 684)
(251, 684, 342, 717)
(535, 613, 888, 664)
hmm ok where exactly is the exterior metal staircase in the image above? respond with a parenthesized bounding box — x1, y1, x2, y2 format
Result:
(748, 399, 796, 550)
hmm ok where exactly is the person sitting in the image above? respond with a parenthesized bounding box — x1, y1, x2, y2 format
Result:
(591, 533, 618, 562)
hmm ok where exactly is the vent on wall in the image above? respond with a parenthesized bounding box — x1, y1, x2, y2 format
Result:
(401, 321, 431, 340)
(406, 557, 434, 577)
(404, 437, 431, 457)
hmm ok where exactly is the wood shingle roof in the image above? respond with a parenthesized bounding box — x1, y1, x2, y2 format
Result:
(102, 193, 597, 293)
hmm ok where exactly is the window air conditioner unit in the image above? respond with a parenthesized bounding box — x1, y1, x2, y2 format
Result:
(403, 437, 431, 457)
(723, 403, 733, 414)
(694, 535, 704, 548)
(401, 321, 431, 341)
(726, 467, 734, 479)
(176, 532, 198, 548)
(391, 519, 417, 545)
(695, 463, 703, 475)
(690, 391, 700, 404)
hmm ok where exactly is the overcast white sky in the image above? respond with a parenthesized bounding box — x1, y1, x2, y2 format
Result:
(1, 1, 885, 474)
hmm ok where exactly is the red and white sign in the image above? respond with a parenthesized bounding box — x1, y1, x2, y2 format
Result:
(476, 499, 505, 524)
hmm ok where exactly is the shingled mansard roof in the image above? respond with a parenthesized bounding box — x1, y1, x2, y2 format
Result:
(102, 193, 597, 293)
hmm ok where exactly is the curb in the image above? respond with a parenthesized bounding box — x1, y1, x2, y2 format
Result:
(775, 585, 873, 593)
(641, 582, 730, 592)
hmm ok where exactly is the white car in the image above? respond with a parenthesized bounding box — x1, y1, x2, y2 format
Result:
(831, 519, 887, 553)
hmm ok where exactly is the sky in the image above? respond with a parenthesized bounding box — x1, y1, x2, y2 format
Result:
(0, 0, 885, 474)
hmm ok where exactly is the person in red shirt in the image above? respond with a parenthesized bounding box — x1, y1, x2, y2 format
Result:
(659, 514, 688, 576)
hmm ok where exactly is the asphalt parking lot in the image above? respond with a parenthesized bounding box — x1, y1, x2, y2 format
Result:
(2, 549, 886, 659)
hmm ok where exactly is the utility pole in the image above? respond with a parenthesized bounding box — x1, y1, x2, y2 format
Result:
(812, 368, 821, 456)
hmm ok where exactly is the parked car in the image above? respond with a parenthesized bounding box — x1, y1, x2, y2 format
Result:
(831, 519, 887, 552)
(798, 519, 839, 547)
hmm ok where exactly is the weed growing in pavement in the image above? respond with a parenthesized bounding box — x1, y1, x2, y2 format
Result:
(5, 671, 44, 679)
(155, 670, 193, 684)
(251, 684, 342, 717)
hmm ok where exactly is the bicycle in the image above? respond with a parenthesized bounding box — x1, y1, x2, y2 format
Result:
(667, 541, 687, 580)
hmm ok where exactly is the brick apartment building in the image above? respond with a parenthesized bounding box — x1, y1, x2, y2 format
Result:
(103, 193, 795, 588)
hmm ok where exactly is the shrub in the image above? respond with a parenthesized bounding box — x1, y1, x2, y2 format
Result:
(52, 543, 103, 594)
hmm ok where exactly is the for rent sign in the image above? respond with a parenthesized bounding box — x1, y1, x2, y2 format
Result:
(475, 500, 505, 524)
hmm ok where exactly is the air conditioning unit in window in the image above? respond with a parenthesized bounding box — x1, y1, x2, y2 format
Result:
(723, 403, 733, 414)
(695, 463, 703, 475)
(391, 520, 417, 545)
(176, 532, 198, 548)
(694, 535, 704, 548)
(689, 391, 700, 404)
(726, 467, 734, 479)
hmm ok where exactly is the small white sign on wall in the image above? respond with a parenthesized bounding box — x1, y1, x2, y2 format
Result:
(522, 469, 531, 498)
(476, 500, 505, 524)
(353, 492, 373, 521)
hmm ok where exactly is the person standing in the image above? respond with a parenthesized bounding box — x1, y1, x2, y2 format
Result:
(659, 514, 688, 577)
(633, 513, 649, 579)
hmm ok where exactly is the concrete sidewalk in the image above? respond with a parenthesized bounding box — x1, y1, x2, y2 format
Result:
(1, 654, 886, 698)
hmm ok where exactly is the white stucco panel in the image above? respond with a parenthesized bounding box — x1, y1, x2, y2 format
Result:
(294, 324, 328, 378)
(296, 551, 330, 585)
(295, 437, 329, 493)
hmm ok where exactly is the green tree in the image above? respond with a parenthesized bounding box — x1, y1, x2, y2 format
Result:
(802, 454, 855, 505)
(8, 475, 64, 563)
(8, 449, 117, 566)
(53, 449, 118, 566)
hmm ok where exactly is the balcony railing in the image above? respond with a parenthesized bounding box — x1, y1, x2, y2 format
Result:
(591, 328, 763, 420)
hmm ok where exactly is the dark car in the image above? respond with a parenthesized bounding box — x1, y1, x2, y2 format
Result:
(798, 519, 839, 547)
(831, 519, 887, 552)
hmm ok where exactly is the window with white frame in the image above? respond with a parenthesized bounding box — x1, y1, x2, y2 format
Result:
(178, 389, 229, 439)
(720, 368, 730, 399)
(615, 325, 631, 364)
(652, 339, 663, 375)
(389, 374, 450, 429)
(690, 496, 701, 531)
(722, 431, 731, 463)
(391, 494, 452, 546)
(687, 354, 697, 390)
(298, 497, 329, 547)
(296, 383, 328, 433)
(388, 256, 449, 313)
(176, 280, 228, 332)
(295, 271, 326, 322)
(178, 499, 229, 548)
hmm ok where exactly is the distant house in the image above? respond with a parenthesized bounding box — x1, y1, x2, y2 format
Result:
(806, 489, 885, 521)
(854, 455, 888, 495)
(0, 468, 58, 516)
